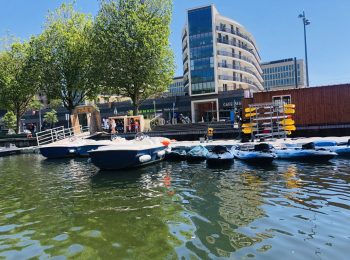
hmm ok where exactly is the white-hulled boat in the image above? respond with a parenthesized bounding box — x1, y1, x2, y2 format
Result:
(206, 145, 234, 165)
(231, 143, 277, 164)
(313, 140, 350, 157)
(88, 135, 169, 170)
(273, 142, 337, 162)
(39, 137, 125, 159)
(186, 145, 209, 162)
(0, 144, 20, 157)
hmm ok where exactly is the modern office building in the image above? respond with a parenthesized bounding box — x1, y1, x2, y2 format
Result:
(261, 58, 305, 90)
(167, 76, 187, 96)
(182, 4, 264, 122)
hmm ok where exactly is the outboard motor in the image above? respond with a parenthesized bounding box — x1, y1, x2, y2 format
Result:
(254, 143, 271, 153)
(302, 142, 315, 150)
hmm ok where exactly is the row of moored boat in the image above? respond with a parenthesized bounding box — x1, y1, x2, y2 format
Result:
(166, 140, 350, 165)
(38, 136, 350, 170)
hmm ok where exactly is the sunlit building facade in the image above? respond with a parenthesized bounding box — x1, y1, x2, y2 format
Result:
(262, 58, 305, 90)
(182, 4, 263, 122)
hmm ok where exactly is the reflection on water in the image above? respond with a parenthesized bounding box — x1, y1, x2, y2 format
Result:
(0, 155, 349, 259)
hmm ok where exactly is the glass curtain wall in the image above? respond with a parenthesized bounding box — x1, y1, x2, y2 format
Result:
(188, 6, 215, 95)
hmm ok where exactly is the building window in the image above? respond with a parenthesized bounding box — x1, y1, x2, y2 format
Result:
(273, 95, 291, 105)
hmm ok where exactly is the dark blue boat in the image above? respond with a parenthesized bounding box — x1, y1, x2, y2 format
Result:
(206, 145, 234, 165)
(88, 138, 168, 170)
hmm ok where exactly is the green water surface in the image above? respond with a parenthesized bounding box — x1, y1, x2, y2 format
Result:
(0, 155, 349, 259)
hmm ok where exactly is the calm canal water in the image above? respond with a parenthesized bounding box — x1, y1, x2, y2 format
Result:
(0, 154, 349, 259)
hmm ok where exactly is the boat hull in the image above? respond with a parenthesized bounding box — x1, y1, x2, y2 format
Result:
(40, 146, 77, 159)
(165, 151, 187, 161)
(275, 149, 337, 162)
(186, 155, 207, 162)
(89, 146, 166, 170)
(206, 152, 234, 165)
(232, 151, 275, 164)
(0, 149, 20, 157)
(77, 145, 107, 157)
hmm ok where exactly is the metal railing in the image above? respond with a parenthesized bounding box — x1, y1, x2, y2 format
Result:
(216, 38, 260, 61)
(218, 75, 261, 90)
(217, 50, 262, 73)
(216, 26, 261, 59)
(217, 63, 261, 81)
(35, 126, 89, 146)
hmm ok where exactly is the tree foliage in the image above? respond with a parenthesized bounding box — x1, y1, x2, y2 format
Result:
(2, 111, 17, 131)
(32, 3, 99, 113)
(0, 40, 40, 133)
(93, 0, 175, 114)
(44, 109, 58, 128)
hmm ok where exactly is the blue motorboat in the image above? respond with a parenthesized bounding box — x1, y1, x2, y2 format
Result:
(186, 145, 209, 162)
(273, 142, 337, 162)
(314, 139, 350, 157)
(206, 145, 234, 165)
(88, 137, 168, 170)
(39, 138, 114, 159)
(39, 140, 79, 159)
(165, 146, 188, 161)
(231, 143, 276, 164)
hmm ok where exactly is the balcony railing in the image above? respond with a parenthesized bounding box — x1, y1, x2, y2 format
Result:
(217, 50, 261, 73)
(183, 67, 189, 75)
(182, 43, 188, 52)
(218, 75, 261, 89)
(182, 31, 187, 42)
(216, 26, 260, 59)
(184, 79, 189, 87)
(217, 38, 259, 61)
(183, 54, 188, 63)
(217, 63, 261, 81)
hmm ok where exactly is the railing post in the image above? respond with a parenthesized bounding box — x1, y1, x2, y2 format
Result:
(51, 129, 54, 143)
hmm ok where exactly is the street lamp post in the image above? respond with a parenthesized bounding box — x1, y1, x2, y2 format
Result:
(298, 11, 311, 87)
(153, 100, 156, 118)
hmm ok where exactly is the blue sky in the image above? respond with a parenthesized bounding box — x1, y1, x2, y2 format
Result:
(1, 0, 349, 86)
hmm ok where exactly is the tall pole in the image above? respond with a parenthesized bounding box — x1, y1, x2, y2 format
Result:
(153, 100, 156, 118)
(38, 108, 42, 131)
(299, 11, 310, 87)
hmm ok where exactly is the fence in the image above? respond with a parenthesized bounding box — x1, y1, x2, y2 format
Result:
(35, 126, 89, 146)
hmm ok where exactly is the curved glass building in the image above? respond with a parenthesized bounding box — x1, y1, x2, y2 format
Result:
(182, 5, 264, 122)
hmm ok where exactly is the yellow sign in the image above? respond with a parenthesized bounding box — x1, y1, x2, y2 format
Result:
(75, 106, 94, 114)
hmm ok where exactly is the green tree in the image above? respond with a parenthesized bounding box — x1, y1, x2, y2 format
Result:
(29, 98, 44, 111)
(44, 109, 58, 128)
(32, 3, 100, 114)
(0, 40, 40, 133)
(2, 111, 17, 132)
(48, 99, 63, 110)
(93, 0, 175, 115)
